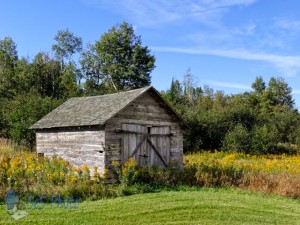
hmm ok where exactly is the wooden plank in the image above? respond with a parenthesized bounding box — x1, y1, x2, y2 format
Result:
(114, 113, 175, 122)
(136, 125, 143, 165)
(146, 137, 168, 168)
(148, 126, 171, 167)
(129, 124, 136, 162)
(107, 118, 177, 127)
(149, 127, 156, 165)
(141, 126, 148, 165)
(164, 127, 170, 163)
(129, 135, 147, 158)
(133, 98, 162, 106)
(124, 104, 166, 114)
(122, 124, 129, 162)
(36, 129, 106, 175)
(118, 130, 171, 136)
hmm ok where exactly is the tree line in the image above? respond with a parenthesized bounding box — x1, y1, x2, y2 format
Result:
(162, 70, 300, 154)
(0, 22, 155, 148)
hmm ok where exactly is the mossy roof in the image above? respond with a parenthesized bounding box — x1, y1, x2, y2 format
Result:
(30, 86, 187, 130)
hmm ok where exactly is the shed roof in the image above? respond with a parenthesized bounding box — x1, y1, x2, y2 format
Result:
(30, 86, 186, 130)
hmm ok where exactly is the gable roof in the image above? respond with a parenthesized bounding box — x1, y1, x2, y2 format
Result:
(30, 86, 187, 130)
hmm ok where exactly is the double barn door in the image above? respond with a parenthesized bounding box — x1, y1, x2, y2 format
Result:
(121, 124, 170, 167)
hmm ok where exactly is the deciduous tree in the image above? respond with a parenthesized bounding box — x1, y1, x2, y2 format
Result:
(52, 28, 82, 69)
(92, 22, 155, 91)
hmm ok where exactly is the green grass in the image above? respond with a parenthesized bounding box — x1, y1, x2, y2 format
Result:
(1, 187, 300, 224)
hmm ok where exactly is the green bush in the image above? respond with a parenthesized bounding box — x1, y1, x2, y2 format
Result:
(112, 158, 138, 186)
(223, 124, 252, 153)
(251, 124, 279, 154)
(267, 143, 298, 155)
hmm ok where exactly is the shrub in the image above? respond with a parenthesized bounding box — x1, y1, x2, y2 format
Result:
(223, 124, 252, 153)
(194, 163, 243, 187)
(267, 143, 298, 155)
(112, 158, 138, 186)
(0, 152, 109, 203)
(251, 124, 280, 154)
(113, 158, 196, 187)
(135, 165, 179, 186)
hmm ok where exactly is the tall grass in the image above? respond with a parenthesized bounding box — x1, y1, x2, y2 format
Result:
(1, 139, 300, 200)
(0, 145, 114, 203)
(184, 151, 300, 198)
(0, 138, 14, 158)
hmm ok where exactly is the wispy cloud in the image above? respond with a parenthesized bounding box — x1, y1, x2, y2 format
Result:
(275, 18, 300, 31)
(205, 80, 251, 90)
(292, 89, 300, 95)
(82, 0, 300, 78)
(83, 0, 258, 27)
(152, 46, 300, 77)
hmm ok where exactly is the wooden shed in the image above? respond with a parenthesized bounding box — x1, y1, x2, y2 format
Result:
(30, 86, 186, 177)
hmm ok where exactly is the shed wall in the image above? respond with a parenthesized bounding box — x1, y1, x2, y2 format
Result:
(36, 128, 105, 174)
(105, 91, 183, 170)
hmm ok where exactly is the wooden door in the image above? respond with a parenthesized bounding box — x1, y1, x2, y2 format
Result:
(121, 124, 170, 167)
(121, 124, 146, 165)
(148, 126, 170, 167)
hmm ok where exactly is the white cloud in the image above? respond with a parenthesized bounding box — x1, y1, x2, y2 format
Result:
(152, 46, 300, 77)
(83, 0, 300, 78)
(205, 80, 251, 90)
(292, 89, 300, 95)
(82, 0, 258, 27)
(246, 22, 256, 35)
(275, 18, 300, 31)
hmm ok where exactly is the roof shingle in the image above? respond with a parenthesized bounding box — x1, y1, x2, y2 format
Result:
(30, 86, 151, 129)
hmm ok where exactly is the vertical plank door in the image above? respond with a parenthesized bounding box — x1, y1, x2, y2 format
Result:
(122, 124, 170, 167)
(149, 126, 170, 167)
(122, 124, 147, 165)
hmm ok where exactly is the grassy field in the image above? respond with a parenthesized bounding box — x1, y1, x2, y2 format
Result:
(185, 151, 300, 174)
(185, 151, 300, 198)
(1, 187, 300, 225)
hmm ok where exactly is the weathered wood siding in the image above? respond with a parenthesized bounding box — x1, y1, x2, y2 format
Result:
(105, 90, 184, 170)
(36, 128, 105, 174)
(121, 124, 171, 167)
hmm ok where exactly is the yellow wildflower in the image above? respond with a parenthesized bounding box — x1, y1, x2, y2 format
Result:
(82, 165, 90, 173)
(112, 161, 120, 167)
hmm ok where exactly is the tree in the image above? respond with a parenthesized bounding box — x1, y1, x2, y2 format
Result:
(264, 77, 294, 108)
(183, 68, 201, 106)
(251, 76, 266, 93)
(6, 94, 61, 149)
(80, 43, 104, 94)
(213, 91, 226, 111)
(198, 85, 214, 111)
(167, 77, 183, 104)
(31, 52, 61, 98)
(223, 123, 252, 153)
(92, 22, 155, 91)
(52, 29, 82, 69)
(0, 37, 18, 98)
(14, 57, 35, 95)
(0, 37, 18, 64)
(59, 63, 79, 99)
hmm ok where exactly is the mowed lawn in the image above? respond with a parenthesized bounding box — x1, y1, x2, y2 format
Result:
(1, 188, 300, 225)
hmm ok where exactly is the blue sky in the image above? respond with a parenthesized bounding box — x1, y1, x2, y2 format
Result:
(1, 0, 300, 107)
